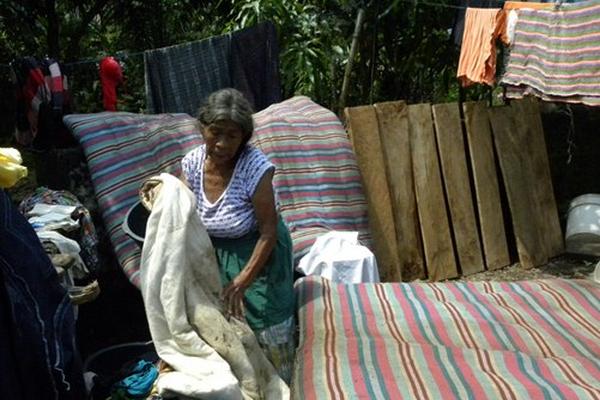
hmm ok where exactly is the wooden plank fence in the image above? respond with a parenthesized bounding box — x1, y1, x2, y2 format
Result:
(346, 98, 562, 281)
(432, 103, 484, 276)
(374, 101, 425, 281)
(345, 105, 402, 281)
(408, 104, 458, 281)
(463, 102, 510, 270)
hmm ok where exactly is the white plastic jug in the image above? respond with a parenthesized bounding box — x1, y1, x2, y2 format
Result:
(565, 194, 600, 256)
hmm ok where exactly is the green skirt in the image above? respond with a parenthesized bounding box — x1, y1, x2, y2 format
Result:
(210, 217, 295, 331)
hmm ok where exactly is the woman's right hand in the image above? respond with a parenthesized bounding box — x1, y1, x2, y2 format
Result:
(222, 272, 252, 320)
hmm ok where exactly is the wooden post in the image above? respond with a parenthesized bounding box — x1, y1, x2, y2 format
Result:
(338, 8, 366, 115)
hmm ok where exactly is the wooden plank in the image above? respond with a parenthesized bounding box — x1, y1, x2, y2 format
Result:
(408, 104, 458, 281)
(345, 105, 402, 281)
(463, 102, 510, 270)
(488, 105, 548, 268)
(512, 98, 564, 258)
(432, 103, 484, 275)
(374, 101, 425, 281)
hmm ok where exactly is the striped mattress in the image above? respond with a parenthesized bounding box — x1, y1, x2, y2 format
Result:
(64, 98, 371, 284)
(293, 276, 600, 399)
(501, 0, 600, 106)
(63, 112, 202, 286)
(251, 96, 371, 263)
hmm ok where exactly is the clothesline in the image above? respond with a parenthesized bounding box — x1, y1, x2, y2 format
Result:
(0, 50, 144, 70)
(0, 0, 510, 69)
(394, 0, 504, 11)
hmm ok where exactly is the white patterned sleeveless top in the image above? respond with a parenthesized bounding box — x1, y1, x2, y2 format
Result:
(181, 144, 275, 238)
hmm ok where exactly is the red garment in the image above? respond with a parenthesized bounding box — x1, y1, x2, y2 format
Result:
(19, 64, 46, 144)
(99, 56, 123, 111)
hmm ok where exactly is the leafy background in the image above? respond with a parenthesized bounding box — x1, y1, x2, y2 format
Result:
(0, 0, 469, 128)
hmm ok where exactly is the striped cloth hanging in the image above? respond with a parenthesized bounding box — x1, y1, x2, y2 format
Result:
(501, 0, 600, 106)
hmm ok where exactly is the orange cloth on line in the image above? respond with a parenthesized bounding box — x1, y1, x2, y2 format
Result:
(503, 1, 554, 10)
(457, 8, 508, 87)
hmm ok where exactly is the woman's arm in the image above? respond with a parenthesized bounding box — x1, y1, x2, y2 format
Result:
(222, 169, 277, 318)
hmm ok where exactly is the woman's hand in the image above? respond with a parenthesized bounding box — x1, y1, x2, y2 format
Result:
(223, 168, 277, 320)
(222, 272, 252, 319)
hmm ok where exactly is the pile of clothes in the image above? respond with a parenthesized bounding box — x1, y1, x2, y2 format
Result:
(18, 187, 101, 305)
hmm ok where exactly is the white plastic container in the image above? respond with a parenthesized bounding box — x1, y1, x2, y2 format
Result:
(565, 194, 600, 256)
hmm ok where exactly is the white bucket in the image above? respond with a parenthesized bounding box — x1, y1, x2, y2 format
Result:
(565, 194, 600, 256)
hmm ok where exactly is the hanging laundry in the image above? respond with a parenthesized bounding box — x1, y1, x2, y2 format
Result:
(457, 8, 509, 87)
(144, 21, 281, 115)
(538, 0, 588, 3)
(503, 2, 554, 44)
(12, 57, 47, 146)
(46, 59, 65, 114)
(230, 22, 282, 112)
(501, 0, 600, 106)
(99, 56, 124, 111)
(452, 0, 502, 46)
(144, 34, 231, 116)
(504, 1, 555, 10)
(12, 57, 74, 149)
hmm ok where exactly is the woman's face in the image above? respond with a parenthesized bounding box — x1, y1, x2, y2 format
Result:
(202, 120, 245, 166)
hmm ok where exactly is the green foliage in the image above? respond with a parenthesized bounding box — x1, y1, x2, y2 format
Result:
(0, 0, 490, 131)
(227, 0, 350, 106)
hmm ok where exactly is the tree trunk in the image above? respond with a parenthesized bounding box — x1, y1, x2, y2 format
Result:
(46, 0, 60, 58)
(338, 8, 366, 115)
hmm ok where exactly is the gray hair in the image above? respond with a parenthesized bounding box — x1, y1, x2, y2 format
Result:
(197, 88, 254, 142)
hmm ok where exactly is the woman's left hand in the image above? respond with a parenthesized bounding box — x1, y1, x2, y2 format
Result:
(222, 273, 251, 320)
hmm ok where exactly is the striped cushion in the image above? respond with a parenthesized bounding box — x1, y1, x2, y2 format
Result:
(251, 96, 371, 263)
(64, 98, 371, 283)
(294, 276, 600, 399)
(63, 112, 202, 286)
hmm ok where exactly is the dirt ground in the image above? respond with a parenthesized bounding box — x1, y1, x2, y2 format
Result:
(459, 255, 598, 282)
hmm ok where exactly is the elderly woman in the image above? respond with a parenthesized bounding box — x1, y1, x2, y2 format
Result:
(181, 88, 295, 382)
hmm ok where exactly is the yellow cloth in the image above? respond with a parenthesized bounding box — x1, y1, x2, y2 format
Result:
(504, 1, 554, 10)
(0, 148, 27, 188)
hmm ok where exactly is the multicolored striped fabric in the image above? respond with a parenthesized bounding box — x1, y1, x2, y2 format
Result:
(501, 0, 600, 106)
(251, 96, 372, 263)
(63, 112, 202, 286)
(293, 276, 600, 399)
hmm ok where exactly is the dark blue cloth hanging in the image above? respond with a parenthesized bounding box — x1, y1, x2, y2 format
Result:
(144, 21, 282, 115)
